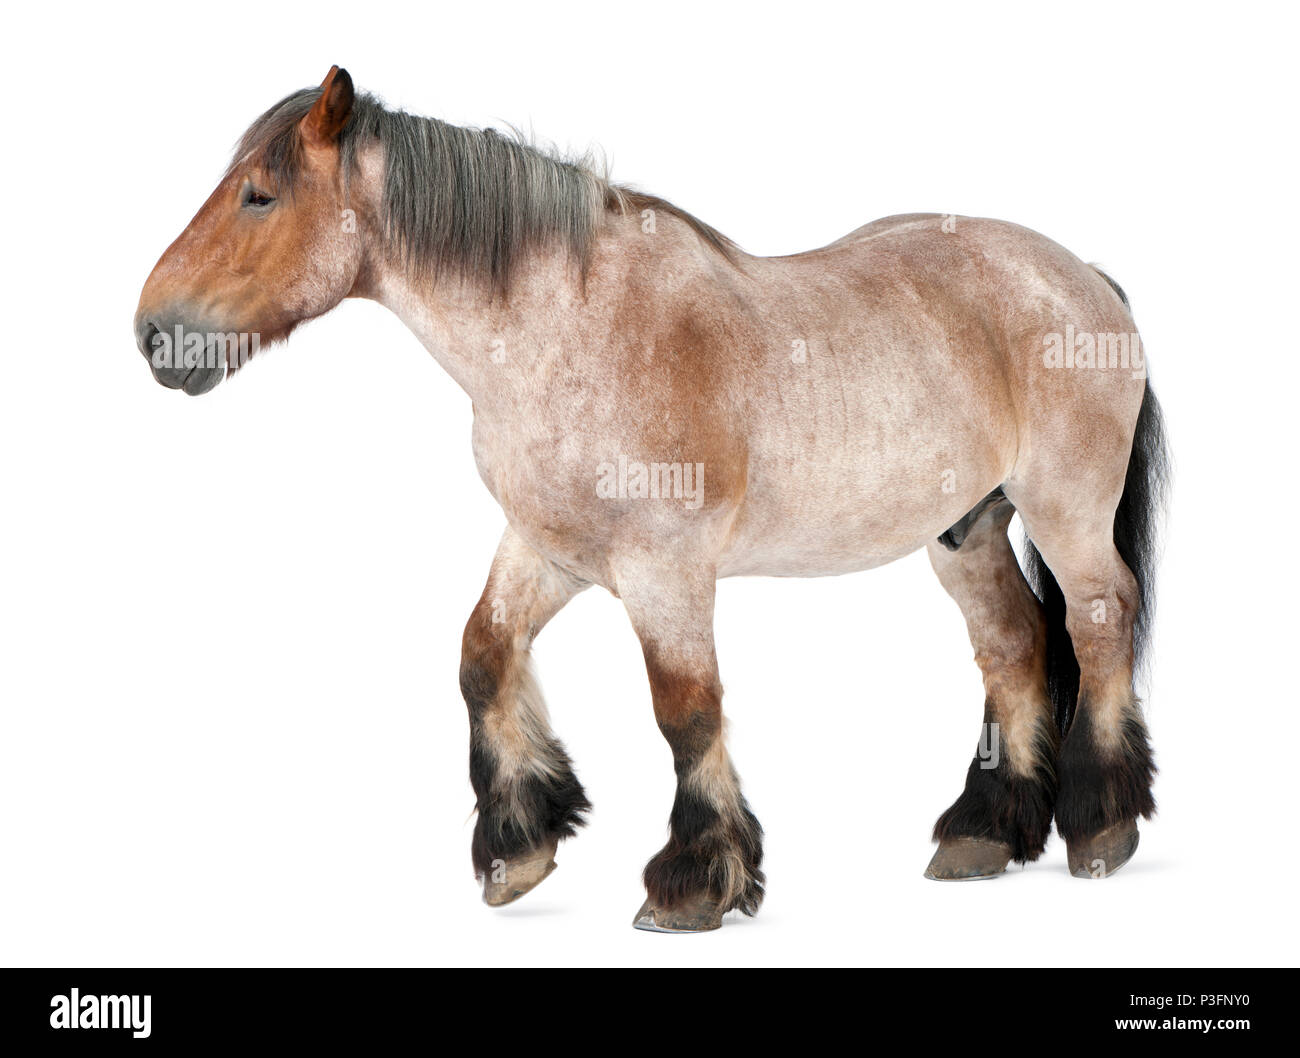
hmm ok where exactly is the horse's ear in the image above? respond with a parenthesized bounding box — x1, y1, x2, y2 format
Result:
(301, 65, 354, 147)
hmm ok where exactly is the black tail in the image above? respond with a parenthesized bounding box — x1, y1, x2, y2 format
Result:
(1024, 383, 1170, 736)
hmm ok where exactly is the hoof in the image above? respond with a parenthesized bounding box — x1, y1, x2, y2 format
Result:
(632, 896, 724, 933)
(924, 837, 1013, 881)
(1067, 819, 1139, 878)
(481, 838, 559, 907)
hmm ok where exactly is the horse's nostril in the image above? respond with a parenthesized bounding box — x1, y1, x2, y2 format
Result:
(137, 320, 160, 359)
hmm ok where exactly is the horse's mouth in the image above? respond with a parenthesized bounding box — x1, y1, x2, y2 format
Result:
(136, 320, 227, 396)
(177, 363, 225, 396)
(146, 357, 226, 396)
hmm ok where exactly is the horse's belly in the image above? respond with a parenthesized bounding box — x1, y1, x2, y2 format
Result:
(717, 503, 942, 578)
(718, 537, 922, 578)
(717, 444, 1007, 578)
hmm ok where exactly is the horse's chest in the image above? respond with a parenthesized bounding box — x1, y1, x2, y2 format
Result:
(469, 416, 613, 572)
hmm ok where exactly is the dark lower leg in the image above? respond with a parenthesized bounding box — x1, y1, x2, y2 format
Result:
(1055, 700, 1153, 878)
(464, 677, 591, 888)
(932, 702, 1057, 864)
(642, 696, 764, 921)
(1055, 702, 1155, 844)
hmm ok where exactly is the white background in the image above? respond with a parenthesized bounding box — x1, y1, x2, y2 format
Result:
(2, 1, 1296, 967)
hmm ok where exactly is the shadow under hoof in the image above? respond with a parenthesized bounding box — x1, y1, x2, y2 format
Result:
(924, 837, 1013, 881)
(1067, 819, 1139, 879)
(632, 896, 724, 933)
(482, 837, 559, 907)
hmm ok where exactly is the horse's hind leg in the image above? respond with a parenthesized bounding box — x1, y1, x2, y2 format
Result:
(617, 560, 763, 932)
(1008, 500, 1155, 878)
(925, 499, 1057, 879)
(461, 528, 591, 906)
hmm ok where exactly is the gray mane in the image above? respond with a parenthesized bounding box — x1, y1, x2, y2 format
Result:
(229, 88, 736, 295)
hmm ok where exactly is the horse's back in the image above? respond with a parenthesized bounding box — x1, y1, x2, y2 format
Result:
(757, 213, 1140, 410)
(714, 215, 1142, 578)
(822, 212, 946, 249)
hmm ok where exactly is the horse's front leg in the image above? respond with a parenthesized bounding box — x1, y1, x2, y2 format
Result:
(617, 561, 764, 933)
(461, 528, 591, 905)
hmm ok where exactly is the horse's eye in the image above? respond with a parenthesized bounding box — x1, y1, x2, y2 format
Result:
(243, 188, 276, 209)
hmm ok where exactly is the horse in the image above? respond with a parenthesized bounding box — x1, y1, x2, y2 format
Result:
(135, 66, 1168, 932)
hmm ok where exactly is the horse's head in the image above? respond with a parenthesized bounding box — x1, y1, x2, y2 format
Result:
(134, 67, 362, 395)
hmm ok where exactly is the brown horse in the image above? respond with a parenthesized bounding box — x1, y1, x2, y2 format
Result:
(135, 67, 1168, 932)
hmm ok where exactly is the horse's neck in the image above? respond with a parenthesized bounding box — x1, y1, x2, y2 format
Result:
(367, 204, 695, 416)
(343, 146, 543, 408)
(368, 247, 585, 410)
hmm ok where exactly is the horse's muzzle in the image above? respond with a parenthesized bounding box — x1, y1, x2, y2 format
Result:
(134, 314, 226, 396)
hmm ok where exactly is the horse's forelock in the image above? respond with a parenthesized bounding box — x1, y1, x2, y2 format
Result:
(226, 88, 323, 195)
